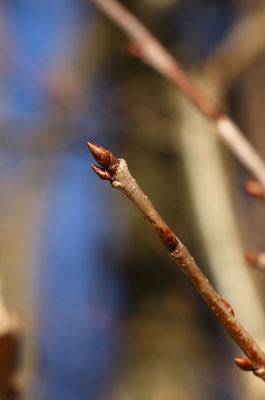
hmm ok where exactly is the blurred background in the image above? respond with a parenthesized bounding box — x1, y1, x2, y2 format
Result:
(1, 0, 265, 399)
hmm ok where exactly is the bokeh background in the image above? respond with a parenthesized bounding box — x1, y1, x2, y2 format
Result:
(1, 0, 265, 399)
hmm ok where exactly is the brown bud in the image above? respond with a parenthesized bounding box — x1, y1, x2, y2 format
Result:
(126, 42, 142, 58)
(245, 252, 265, 270)
(244, 252, 257, 265)
(87, 142, 117, 169)
(159, 228, 178, 252)
(234, 357, 254, 371)
(221, 297, 235, 316)
(245, 180, 265, 200)
(90, 164, 113, 181)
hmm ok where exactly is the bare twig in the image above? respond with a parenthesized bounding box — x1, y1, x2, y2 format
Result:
(87, 141, 265, 380)
(90, 0, 265, 187)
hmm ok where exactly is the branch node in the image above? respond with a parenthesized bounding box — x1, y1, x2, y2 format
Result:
(254, 367, 265, 380)
(221, 297, 235, 316)
(235, 357, 255, 371)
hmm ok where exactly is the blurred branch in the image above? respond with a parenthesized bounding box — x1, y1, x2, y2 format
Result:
(0, 283, 20, 400)
(205, 3, 265, 89)
(90, 0, 265, 187)
(87, 141, 265, 381)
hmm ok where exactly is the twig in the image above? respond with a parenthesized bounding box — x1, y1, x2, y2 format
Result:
(87, 141, 265, 380)
(90, 0, 265, 188)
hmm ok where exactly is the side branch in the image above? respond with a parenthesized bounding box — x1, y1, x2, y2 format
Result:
(90, 0, 265, 188)
(87, 141, 265, 381)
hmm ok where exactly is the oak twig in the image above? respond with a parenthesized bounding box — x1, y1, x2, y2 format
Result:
(87, 141, 265, 380)
(90, 0, 265, 188)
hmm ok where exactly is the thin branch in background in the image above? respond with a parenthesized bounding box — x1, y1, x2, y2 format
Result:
(90, 0, 265, 188)
(244, 183, 265, 269)
(245, 252, 265, 271)
(205, 3, 265, 89)
(245, 180, 265, 200)
(0, 283, 20, 400)
(87, 141, 265, 381)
